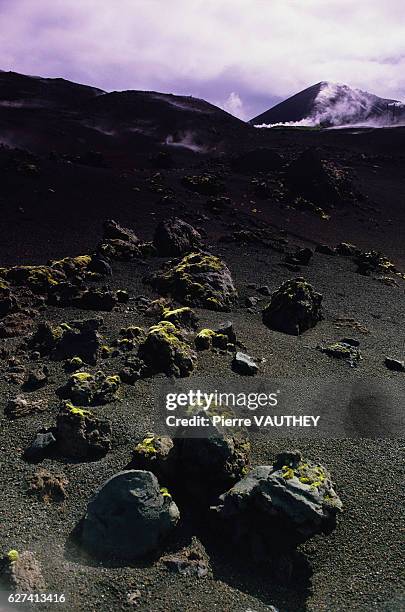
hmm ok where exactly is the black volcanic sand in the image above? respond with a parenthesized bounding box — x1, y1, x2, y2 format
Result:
(1, 126, 405, 612)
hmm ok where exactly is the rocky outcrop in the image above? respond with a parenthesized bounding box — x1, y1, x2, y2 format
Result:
(56, 403, 112, 459)
(150, 252, 238, 311)
(58, 371, 120, 405)
(28, 318, 103, 364)
(138, 321, 196, 377)
(212, 451, 342, 553)
(81, 470, 180, 560)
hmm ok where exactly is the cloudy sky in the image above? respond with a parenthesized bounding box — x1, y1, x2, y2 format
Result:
(0, 0, 404, 119)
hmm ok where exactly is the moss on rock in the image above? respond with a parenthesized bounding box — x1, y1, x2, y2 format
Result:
(150, 252, 237, 311)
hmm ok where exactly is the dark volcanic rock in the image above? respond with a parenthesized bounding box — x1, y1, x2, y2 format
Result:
(214, 320, 237, 344)
(138, 321, 196, 377)
(262, 278, 323, 335)
(161, 306, 199, 330)
(81, 470, 180, 560)
(232, 352, 258, 375)
(316, 243, 336, 256)
(56, 403, 112, 459)
(354, 250, 396, 276)
(88, 254, 112, 276)
(103, 219, 140, 244)
(58, 371, 121, 405)
(153, 217, 202, 256)
(175, 415, 250, 500)
(335, 242, 359, 256)
(130, 434, 177, 484)
(319, 340, 362, 367)
(0, 551, 46, 592)
(150, 252, 238, 311)
(80, 288, 118, 311)
(24, 365, 49, 389)
(231, 148, 284, 173)
(212, 451, 342, 554)
(98, 219, 141, 260)
(384, 357, 405, 372)
(286, 247, 313, 266)
(28, 318, 102, 364)
(24, 430, 56, 462)
(161, 537, 210, 578)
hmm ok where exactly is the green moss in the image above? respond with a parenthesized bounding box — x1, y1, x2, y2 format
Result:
(4, 265, 63, 290)
(148, 321, 185, 351)
(7, 550, 19, 562)
(160, 487, 172, 499)
(135, 435, 157, 456)
(100, 345, 113, 357)
(105, 375, 120, 386)
(51, 255, 92, 271)
(72, 372, 92, 382)
(282, 466, 295, 480)
(69, 406, 92, 418)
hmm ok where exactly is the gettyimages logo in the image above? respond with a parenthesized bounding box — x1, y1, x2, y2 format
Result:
(156, 377, 404, 439)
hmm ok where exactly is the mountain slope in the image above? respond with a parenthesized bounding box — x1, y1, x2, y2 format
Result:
(0, 70, 249, 164)
(251, 81, 404, 127)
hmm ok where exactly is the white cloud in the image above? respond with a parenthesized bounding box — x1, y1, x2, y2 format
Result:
(0, 0, 404, 117)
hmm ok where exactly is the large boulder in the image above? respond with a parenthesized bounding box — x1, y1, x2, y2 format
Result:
(231, 148, 284, 174)
(212, 451, 342, 554)
(175, 413, 251, 500)
(150, 252, 237, 311)
(153, 217, 202, 256)
(262, 278, 323, 335)
(138, 321, 196, 377)
(81, 470, 179, 560)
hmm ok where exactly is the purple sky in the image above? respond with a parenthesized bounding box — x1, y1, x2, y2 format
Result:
(0, 0, 404, 119)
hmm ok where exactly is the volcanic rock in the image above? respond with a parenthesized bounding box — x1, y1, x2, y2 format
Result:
(384, 357, 405, 372)
(262, 278, 323, 335)
(232, 352, 258, 375)
(0, 551, 46, 592)
(130, 434, 177, 484)
(58, 371, 120, 405)
(81, 470, 180, 560)
(56, 403, 112, 459)
(212, 451, 342, 553)
(24, 430, 56, 462)
(153, 217, 202, 256)
(138, 321, 196, 377)
(5, 395, 47, 419)
(28, 318, 103, 364)
(150, 252, 238, 311)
